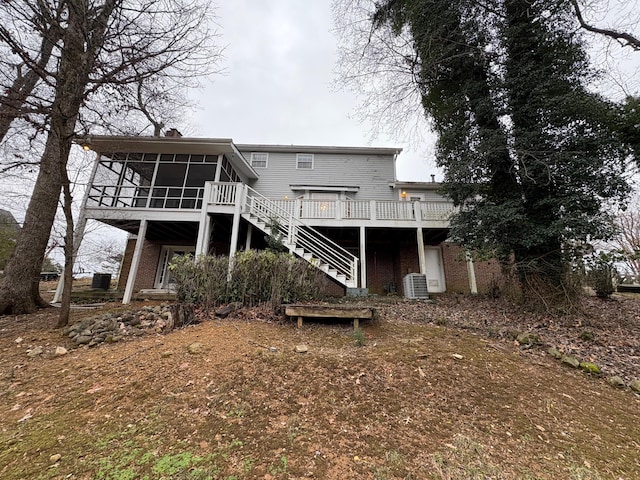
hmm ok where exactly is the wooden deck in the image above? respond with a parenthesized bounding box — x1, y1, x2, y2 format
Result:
(285, 304, 375, 330)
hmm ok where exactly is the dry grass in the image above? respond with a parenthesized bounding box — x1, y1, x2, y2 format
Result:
(0, 293, 638, 479)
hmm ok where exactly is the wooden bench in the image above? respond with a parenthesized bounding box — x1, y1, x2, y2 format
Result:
(285, 304, 375, 330)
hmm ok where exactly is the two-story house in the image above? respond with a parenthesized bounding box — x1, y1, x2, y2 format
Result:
(66, 131, 500, 303)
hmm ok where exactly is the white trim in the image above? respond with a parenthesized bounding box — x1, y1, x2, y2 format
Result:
(123, 219, 148, 303)
(290, 184, 359, 193)
(296, 153, 314, 170)
(250, 152, 268, 168)
(154, 245, 196, 289)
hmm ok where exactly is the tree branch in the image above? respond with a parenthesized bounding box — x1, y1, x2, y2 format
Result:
(569, 0, 640, 51)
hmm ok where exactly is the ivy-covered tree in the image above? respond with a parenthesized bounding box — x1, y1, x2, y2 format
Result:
(340, 0, 634, 303)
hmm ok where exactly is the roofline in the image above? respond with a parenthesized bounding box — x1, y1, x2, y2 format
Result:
(235, 143, 402, 156)
(389, 181, 442, 190)
(75, 135, 258, 180)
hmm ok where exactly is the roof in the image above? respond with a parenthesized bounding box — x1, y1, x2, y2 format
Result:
(235, 143, 402, 156)
(76, 135, 258, 180)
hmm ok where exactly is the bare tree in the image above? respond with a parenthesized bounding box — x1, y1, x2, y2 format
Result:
(0, 0, 221, 316)
(613, 205, 640, 280)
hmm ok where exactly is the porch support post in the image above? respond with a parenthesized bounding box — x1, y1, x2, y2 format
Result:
(52, 215, 89, 304)
(359, 226, 367, 288)
(417, 227, 426, 274)
(214, 154, 223, 182)
(245, 224, 253, 250)
(123, 219, 148, 304)
(227, 183, 244, 279)
(52, 151, 102, 304)
(195, 183, 213, 256)
(466, 250, 478, 294)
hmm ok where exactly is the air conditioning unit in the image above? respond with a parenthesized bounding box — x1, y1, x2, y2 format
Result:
(403, 273, 429, 299)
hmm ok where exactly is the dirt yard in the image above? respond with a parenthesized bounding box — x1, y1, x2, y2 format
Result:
(0, 290, 638, 479)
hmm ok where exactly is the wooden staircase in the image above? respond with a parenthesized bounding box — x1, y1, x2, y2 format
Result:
(241, 186, 358, 288)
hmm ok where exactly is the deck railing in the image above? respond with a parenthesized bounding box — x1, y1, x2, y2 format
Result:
(87, 180, 456, 224)
(243, 187, 359, 286)
(234, 195, 454, 223)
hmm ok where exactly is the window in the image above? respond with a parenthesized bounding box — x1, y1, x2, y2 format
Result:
(296, 153, 314, 170)
(251, 152, 268, 168)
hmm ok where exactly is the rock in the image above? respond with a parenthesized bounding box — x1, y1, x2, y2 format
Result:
(27, 346, 43, 357)
(188, 342, 205, 354)
(547, 346, 563, 359)
(295, 344, 309, 353)
(80, 329, 92, 336)
(161, 351, 174, 358)
(75, 335, 92, 345)
(215, 302, 242, 319)
(630, 380, 640, 393)
(452, 354, 464, 360)
(517, 332, 541, 346)
(15, 337, 23, 344)
(55, 347, 68, 356)
(579, 362, 601, 374)
(608, 376, 625, 388)
(561, 356, 580, 368)
(49, 454, 61, 464)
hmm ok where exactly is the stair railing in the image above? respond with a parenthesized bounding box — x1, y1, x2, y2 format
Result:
(243, 186, 358, 285)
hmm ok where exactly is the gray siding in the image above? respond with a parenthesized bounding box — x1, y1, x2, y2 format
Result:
(239, 150, 398, 201)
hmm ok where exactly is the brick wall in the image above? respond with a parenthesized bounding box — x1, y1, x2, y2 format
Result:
(117, 239, 162, 291)
(441, 243, 504, 294)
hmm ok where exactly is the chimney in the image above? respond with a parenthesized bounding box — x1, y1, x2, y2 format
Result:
(165, 128, 183, 138)
(431, 174, 436, 183)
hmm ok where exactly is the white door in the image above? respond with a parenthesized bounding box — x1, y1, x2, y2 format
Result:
(155, 246, 195, 289)
(424, 247, 446, 293)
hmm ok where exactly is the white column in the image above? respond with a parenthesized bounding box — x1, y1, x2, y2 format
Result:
(227, 183, 244, 279)
(359, 226, 367, 288)
(466, 251, 478, 294)
(417, 227, 426, 274)
(122, 219, 148, 304)
(52, 216, 89, 304)
(245, 224, 253, 250)
(195, 183, 213, 256)
(52, 153, 101, 304)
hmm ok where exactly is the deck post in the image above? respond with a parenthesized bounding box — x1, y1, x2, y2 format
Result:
(53, 152, 100, 304)
(123, 219, 148, 304)
(195, 182, 213, 256)
(417, 227, 426, 274)
(245, 224, 253, 250)
(359, 226, 367, 288)
(227, 183, 244, 280)
(466, 251, 478, 294)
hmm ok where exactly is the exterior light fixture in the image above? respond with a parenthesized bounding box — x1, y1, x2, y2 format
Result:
(401, 191, 407, 199)
(81, 135, 92, 151)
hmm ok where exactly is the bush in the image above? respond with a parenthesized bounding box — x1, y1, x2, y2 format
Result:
(585, 253, 617, 299)
(169, 250, 327, 309)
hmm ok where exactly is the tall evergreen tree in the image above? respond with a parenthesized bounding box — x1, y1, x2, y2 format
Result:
(368, 0, 632, 302)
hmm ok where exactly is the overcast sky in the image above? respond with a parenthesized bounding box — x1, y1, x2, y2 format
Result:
(187, 0, 437, 181)
(187, 0, 640, 184)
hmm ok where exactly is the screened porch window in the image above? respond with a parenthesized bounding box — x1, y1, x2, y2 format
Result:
(87, 152, 232, 209)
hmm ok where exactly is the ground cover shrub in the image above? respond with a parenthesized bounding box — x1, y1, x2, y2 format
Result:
(169, 250, 327, 309)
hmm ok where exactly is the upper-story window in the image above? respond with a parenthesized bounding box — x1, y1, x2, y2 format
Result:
(251, 152, 268, 168)
(296, 153, 314, 170)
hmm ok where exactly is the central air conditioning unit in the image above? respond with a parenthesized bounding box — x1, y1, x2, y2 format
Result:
(403, 273, 429, 299)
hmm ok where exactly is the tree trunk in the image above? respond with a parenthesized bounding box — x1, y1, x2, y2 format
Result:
(0, 131, 65, 314)
(57, 169, 75, 327)
(0, 1, 92, 315)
